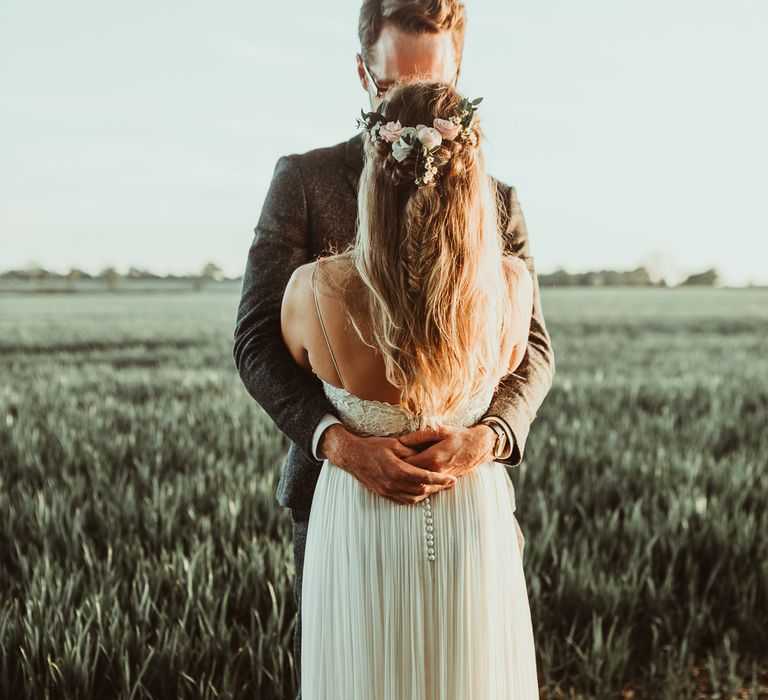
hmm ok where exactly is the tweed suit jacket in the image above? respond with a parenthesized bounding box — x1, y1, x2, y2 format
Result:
(233, 131, 555, 514)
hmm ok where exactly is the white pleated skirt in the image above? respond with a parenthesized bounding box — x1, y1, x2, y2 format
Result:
(300, 459, 540, 700)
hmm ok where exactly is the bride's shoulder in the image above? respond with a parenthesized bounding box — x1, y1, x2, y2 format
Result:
(501, 255, 533, 306)
(284, 252, 358, 302)
(319, 251, 355, 273)
(315, 252, 361, 290)
(501, 254, 530, 281)
(282, 262, 316, 321)
(285, 259, 316, 288)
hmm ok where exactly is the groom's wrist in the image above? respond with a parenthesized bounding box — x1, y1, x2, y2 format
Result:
(317, 423, 355, 466)
(312, 413, 343, 460)
(474, 423, 499, 463)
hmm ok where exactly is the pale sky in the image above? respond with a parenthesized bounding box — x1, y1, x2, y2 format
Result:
(2, 1, 766, 285)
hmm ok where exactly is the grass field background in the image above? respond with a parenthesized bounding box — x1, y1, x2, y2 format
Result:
(1, 287, 766, 699)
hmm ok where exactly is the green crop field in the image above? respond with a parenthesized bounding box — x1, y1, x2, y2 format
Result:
(1, 287, 766, 699)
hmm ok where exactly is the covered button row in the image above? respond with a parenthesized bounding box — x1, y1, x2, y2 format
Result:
(423, 495, 435, 561)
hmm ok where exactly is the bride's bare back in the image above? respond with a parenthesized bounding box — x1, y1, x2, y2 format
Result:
(281, 251, 533, 406)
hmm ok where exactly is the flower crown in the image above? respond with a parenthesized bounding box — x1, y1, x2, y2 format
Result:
(356, 96, 483, 186)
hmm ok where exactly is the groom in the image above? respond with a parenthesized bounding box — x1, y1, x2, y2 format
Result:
(233, 0, 555, 695)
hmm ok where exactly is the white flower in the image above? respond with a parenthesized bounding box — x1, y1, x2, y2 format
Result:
(416, 125, 442, 151)
(460, 127, 478, 146)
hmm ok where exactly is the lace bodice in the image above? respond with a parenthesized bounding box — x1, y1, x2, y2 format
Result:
(317, 374, 495, 437)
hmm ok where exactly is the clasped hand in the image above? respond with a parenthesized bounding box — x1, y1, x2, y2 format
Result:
(321, 423, 497, 506)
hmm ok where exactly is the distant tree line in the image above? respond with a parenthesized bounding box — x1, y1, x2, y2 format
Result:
(1, 263, 722, 288)
(0, 262, 238, 290)
(538, 266, 720, 288)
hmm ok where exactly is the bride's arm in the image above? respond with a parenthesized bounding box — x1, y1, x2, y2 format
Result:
(481, 184, 556, 467)
(280, 262, 314, 372)
(503, 255, 534, 375)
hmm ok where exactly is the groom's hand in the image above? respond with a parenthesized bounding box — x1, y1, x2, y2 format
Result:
(398, 425, 497, 478)
(318, 424, 459, 505)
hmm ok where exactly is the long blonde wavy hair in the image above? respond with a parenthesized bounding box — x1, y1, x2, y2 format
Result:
(343, 80, 514, 427)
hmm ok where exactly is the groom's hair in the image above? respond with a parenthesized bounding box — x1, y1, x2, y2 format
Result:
(358, 0, 467, 65)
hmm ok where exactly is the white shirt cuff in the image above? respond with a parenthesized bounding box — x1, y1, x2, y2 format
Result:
(312, 413, 343, 460)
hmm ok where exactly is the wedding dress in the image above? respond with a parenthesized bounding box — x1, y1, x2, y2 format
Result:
(299, 372, 540, 699)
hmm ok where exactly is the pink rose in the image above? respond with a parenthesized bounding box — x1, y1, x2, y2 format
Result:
(378, 120, 403, 143)
(433, 117, 460, 141)
(416, 125, 443, 150)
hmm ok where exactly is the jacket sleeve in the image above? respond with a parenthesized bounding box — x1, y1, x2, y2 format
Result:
(232, 155, 337, 464)
(481, 184, 556, 467)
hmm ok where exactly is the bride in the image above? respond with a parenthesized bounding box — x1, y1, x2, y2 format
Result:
(280, 80, 538, 699)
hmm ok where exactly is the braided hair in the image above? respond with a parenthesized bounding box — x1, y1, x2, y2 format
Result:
(349, 80, 514, 425)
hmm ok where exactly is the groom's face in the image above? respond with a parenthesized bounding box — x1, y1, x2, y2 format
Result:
(357, 22, 460, 110)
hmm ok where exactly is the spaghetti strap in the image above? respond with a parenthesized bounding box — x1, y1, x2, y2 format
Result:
(310, 261, 347, 391)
